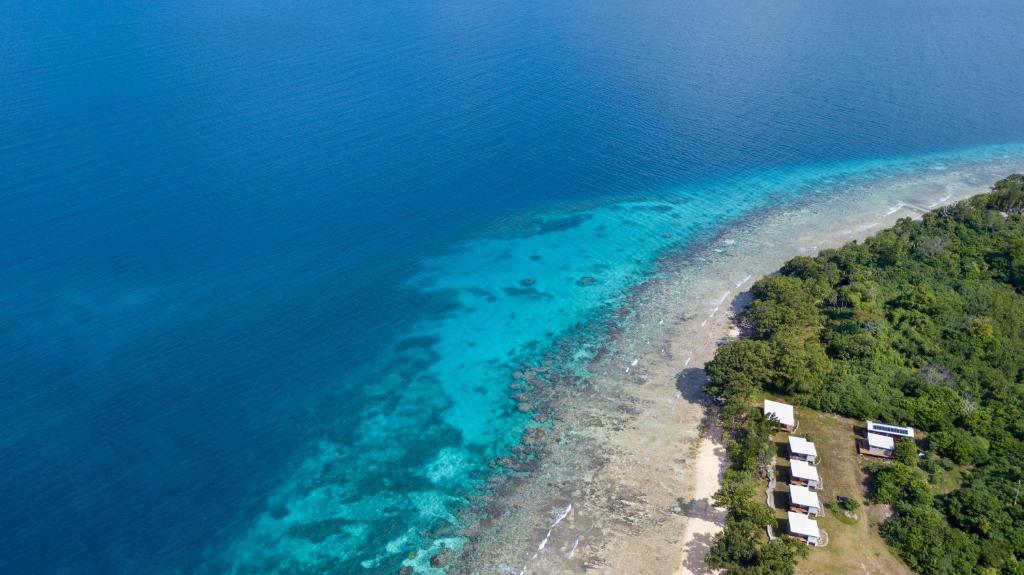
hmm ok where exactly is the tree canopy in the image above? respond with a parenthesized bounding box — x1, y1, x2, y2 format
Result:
(704, 175, 1024, 574)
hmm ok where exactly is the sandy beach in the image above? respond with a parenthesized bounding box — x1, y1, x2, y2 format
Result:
(456, 159, 1024, 575)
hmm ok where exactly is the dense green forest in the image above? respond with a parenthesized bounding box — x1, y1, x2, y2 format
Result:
(704, 175, 1024, 575)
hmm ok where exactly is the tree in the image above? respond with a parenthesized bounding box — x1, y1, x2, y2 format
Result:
(929, 429, 990, 465)
(893, 439, 918, 465)
(705, 339, 776, 400)
(746, 276, 822, 338)
(882, 504, 980, 575)
(770, 332, 830, 395)
(838, 495, 861, 512)
(870, 463, 931, 506)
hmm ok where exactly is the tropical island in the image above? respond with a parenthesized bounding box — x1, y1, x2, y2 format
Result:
(703, 174, 1024, 574)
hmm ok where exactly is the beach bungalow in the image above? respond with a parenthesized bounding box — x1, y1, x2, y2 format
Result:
(857, 432, 895, 458)
(787, 511, 820, 545)
(788, 436, 817, 464)
(763, 399, 796, 431)
(789, 483, 821, 516)
(866, 420, 915, 440)
(789, 458, 821, 488)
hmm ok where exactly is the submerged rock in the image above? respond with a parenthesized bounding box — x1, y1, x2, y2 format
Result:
(496, 457, 517, 469)
(503, 286, 552, 299)
(430, 547, 453, 567)
(522, 427, 546, 445)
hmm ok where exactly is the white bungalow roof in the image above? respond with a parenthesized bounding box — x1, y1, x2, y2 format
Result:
(790, 484, 820, 509)
(764, 399, 795, 427)
(790, 458, 820, 482)
(788, 436, 817, 457)
(867, 420, 915, 438)
(788, 511, 820, 538)
(867, 432, 895, 450)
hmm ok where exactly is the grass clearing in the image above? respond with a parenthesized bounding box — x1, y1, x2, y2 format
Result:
(929, 462, 966, 496)
(770, 407, 913, 575)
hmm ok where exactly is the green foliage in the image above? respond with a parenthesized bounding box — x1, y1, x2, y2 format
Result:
(705, 340, 775, 402)
(929, 428, 991, 465)
(971, 173, 1024, 215)
(705, 405, 790, 573)
(881, 503, 981, 575)
(838, 495, 860, 512)
(746, 275, 822, 338)
(704, 176, 1024, 574)
(870, 462, 932, 506)
(770, 331, 831, 394)
(945, 481, 1014, 538)
(706, 521, 809, 575)
(893, 438, 919, 465)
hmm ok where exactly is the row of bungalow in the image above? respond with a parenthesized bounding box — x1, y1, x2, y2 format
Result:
(764, 400, 823, 546)
(763, 399, 919, 546)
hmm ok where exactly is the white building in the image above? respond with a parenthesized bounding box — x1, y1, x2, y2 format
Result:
(787, 511, 820, 545)
(858, 432, 895, 458)
(790, 458, 821, 488)
(788, 436, 817, 463)
(789, 483, 821, 516)
(763, 399, 796, 431)
(867, 420, 915, 440)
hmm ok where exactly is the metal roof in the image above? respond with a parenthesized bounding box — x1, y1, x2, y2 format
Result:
(790, 484, 820, 509)
(788, 435, 817, 457)
(764, 399, 795, 427)
(790, 458, 820, 482)
(867, 420, 915, 438)
(788, 511, 820, 538)
(867, 432, 895, 450)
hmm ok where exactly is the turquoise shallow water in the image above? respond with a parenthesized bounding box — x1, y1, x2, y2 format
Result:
(217, 143, 1024, 574)
(2, 0, 1024, 573)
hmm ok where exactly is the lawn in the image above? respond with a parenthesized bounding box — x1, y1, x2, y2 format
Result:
(769, 407, 913, 575)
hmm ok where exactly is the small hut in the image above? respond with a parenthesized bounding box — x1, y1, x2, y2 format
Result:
(857, 432, 895, 458)
(789, 484, 821, 516)
(788, 436, 817, 463)
(789, 458, 821, 488)
(764, 399, 796, 431)
(787, 511, 820, 545)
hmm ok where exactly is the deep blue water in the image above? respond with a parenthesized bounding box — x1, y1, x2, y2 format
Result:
(2, 0, 1024, 573)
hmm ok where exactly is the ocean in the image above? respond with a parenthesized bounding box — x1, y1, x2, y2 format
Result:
(2, 0, 1024, 573)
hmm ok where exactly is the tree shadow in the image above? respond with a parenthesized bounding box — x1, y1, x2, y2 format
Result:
(730, 290, 755, 331)
(772, 487, 791, 510)
(776, 463, 791, 484)
(775, 440, 788, 458)
(861, 467, 876, 495)
(674, 366, 710, 405)
(682, 530, 719, 574)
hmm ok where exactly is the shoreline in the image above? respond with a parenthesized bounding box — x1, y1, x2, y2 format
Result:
(663, 167, 1018, 574)
(453, 159, 1024, 574)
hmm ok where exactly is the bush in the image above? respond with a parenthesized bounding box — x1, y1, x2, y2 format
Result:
(929, 429, 990, 465)
(870, 463, 932, 506)
(893, 439, 918, 465)
(837, 496, 861, 512)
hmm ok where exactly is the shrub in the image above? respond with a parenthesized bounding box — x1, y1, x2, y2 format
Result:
(838, 496, 861, 512)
